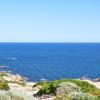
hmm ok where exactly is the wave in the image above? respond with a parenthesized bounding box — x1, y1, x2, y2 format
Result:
(1, 58, 17, 60)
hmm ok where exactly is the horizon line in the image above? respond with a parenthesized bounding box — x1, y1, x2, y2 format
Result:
(0, 42, 100, 43)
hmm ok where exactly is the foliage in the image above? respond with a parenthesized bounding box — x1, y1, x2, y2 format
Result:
(0, 72, 7, 77)
(69, 79, 100, 95)
(0, 91, 24, 100)
(56, 82, 80, 96)
(0, 77, 7, 83)
(55, 93, 100, 100)
(56, 92, 100, 100)
(0, 83, 9, 90)
(36, 82, 55, 95)
(0, 90, 38, 100)
(69, 92, 97, 100)
(55, 95, 72, 100)
(34, 79, 100, 97)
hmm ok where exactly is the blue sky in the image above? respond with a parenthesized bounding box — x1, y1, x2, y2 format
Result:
(0, 0, 100, 42)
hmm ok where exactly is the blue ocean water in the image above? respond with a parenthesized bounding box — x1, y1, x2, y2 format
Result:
(0, 43, 100, 81)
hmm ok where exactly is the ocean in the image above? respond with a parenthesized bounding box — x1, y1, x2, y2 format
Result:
(0, 43, 100, 81)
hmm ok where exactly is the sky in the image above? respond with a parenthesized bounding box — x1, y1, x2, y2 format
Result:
(0, 0, 100, 42)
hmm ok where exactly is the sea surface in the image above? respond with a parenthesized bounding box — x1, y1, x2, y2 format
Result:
(0, 43, 100, 81)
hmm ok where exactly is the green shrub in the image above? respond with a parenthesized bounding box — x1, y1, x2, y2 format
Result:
(56, 82, 80, 96)
(52, 79, 100, 95)
(37, 82, 55, 95)
(0, 83, 9, 90)
(34, 79, 100, 97)
(69, 80, 100, 95)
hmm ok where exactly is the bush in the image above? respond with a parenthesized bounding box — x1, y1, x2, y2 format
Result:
(56, 82, 80, 96)
(0, 83, 9, 90)
(36, 82, 55, 95)
(34, 79, 100, 97)
(69, 80, 100, 95)
(0, 90, 38, 100)
(69, 92, 97, 100)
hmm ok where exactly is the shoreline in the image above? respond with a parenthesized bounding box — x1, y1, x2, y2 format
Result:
(0, 71, 100, 100)
(1, 71, 100, 88)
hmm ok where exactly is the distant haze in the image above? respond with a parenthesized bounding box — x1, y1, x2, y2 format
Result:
(0, 0, 100, 42)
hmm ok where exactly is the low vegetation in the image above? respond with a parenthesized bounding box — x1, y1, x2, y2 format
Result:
(0, 92, 24, 100)
(33, 79, 100, 99)
(69, 79, 100, 95)
(0, 72, 100, 100)
(0, 72, 7, 76)
(0, 83, 9, 90)
(0, 90, 37, 100)
(55, 93, 100, 100)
